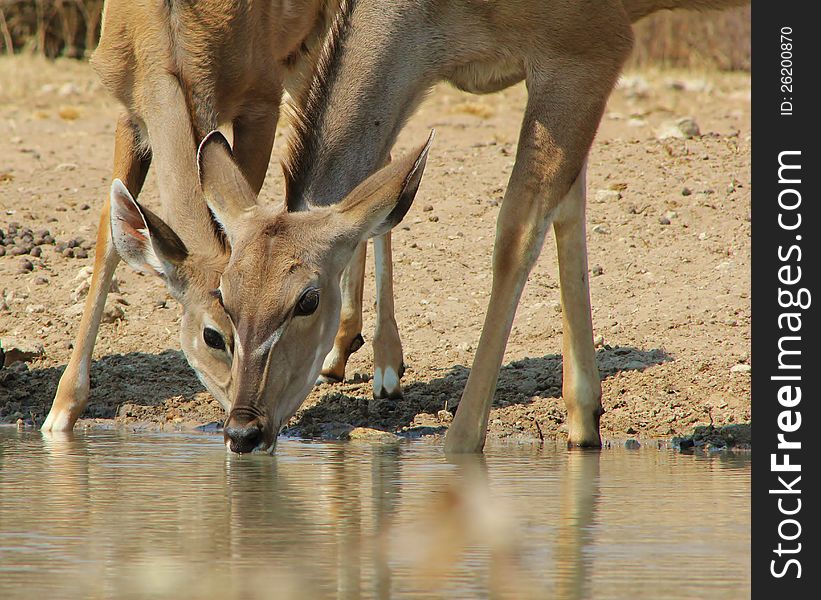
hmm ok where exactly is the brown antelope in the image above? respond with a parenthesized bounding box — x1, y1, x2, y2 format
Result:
(41, 0, 343, 432)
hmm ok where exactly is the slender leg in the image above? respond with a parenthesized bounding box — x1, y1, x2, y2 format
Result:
(231, 107, 279, 195)
(445, 49, 626, 453)
(319, 240, 367, 383)
(372, 232, 404, 399)
(553, 164, 603, 446)
(42, 113, 150, 432)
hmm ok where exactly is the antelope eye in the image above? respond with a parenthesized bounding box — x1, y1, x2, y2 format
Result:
(295, 288, 320, 316)
(203, 327, 226, 351)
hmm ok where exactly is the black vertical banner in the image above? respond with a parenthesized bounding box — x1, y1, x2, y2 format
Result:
(753, 5, 820, 597)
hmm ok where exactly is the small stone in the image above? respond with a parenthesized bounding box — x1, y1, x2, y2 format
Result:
(1, 337, 45, 366)
(437, 409, 453, 423)
(592, 224, 610, 235)
(67, 239, 79, 249)
(10, 245, 28, 256)
(18, 259, 34, 272)
(698, 232, 708, 241)
(659, 216, 671, 225)
(63, 247, 75, 258)
(58, 82, 81, 97)
(551, 301, 562, 313)
(594, 189, 621, 204)
(665, 211, 678, 220)
(55, 163, 78, 172)
(25, 304, 46, 314)
(656, 117, 700, 140)
(681, 187, 692, 196)
(591, 265, 604, 276)
(428, 215, 439, 222)
(594, 334, 605, 347)
(43, 235, 55, 244)
(346, 427, 401, 442)
(423, 205, 434, 212)
(30, 246, 42, 257)
(33, 276, 49, 285)
(79, 204, 91, 211)
(102, 303, 125, 323)
(624, 439, 641, 449)
(74, 248, 89, 259)
(730, 364, 751, 374)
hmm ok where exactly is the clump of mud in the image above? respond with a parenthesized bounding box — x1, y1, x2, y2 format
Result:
(674, 423, 751, 451)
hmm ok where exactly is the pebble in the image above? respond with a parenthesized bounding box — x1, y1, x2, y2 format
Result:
(33, 276, 49, 285)
(18, 259, 34, 273)
(594, 334, 605, 347)
(74, 249, 89, 259)
(624, 439, 641, 450)
(594, 189, 621, 204)
(681, 187, 692, 196)
(0, 337, 45, 366)
(423, 205, 434, 212)
(30, 246, 42, 257)
(591, 265, 604, 276)
(730, 364, 751, 374)
(102, 303, 125, 323)
(592, 224, 610, 235)
(437, 409, 453, 423)
(428, 215, 439, 222)
(656, 117, 701, 140)
(659, 216, 671, 225)
(25, 304, 46, 314)
(346, 427, 401, 442)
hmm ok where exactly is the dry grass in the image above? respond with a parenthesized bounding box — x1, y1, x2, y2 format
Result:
(628, 6, 751, 71)
(0, 0, 104, 58)
(1, 2, 750, 71)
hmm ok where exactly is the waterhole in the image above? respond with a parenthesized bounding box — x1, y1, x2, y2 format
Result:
(0, 428, 750, 599)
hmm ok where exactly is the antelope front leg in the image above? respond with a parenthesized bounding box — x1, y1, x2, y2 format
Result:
(445, 50, 625, 452)
(318, 240, 366, 383)
(42, 113, 150, 432)
(372, 231, 404, 399)
(553, 164, 602, 446)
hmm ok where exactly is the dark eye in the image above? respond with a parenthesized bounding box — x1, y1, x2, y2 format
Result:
(295, 288, 320, 316)
(203, 327, 226, 351)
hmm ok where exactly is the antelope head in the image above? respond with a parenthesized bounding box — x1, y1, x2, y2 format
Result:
(179, 130, 430, 453)
(108, 181, 234, 409)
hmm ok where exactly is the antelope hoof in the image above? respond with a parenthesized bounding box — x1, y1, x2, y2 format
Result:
(41, 408, 77, 433)
(565, 406, 604, 448)
(372, 365, 403, 400)
(316, 372, 343, 386)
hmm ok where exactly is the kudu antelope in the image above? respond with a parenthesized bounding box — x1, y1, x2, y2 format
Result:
(41, 0, 342, 432)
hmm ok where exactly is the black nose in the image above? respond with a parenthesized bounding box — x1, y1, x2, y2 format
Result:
(224, 417, 264, 454)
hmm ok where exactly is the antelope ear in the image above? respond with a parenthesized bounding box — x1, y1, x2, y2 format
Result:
(109, 179, 188, 282)
(197, 130, 258, 242)
(335, 131, 433, 240)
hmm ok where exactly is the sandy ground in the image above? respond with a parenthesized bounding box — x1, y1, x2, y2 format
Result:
(0, 57, 751, 448)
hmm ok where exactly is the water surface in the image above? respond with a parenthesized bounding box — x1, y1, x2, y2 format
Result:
(0, 428, 750, 599)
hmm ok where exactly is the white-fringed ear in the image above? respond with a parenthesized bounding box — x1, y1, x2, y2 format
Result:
(197, 131, 258, 244)
(335, 131, 433, 241)
(109, 179, 188, 281)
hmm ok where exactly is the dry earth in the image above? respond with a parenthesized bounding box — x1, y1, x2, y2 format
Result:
(0, 57, 751, 448)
